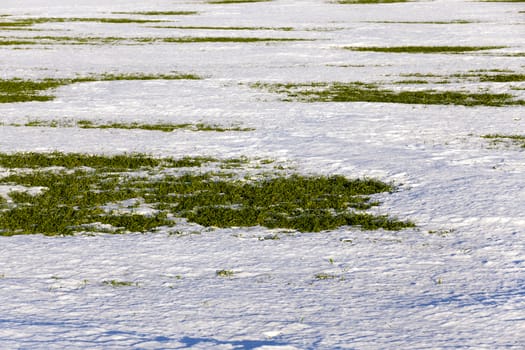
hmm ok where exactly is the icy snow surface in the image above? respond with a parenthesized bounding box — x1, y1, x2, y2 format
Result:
(0, 0, 524, 348)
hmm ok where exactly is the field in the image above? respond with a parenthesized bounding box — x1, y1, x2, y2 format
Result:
(0, 0, 524, 348)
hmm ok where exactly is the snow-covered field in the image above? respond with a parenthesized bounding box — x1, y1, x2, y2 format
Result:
(1, 0, 524, 348)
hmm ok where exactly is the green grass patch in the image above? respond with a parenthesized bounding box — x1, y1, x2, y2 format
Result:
(345, 46, 505, 54)
(254, 82, 524, 106)
(77, 120, 254, 132)
(0, 35, 136, 46)
(0, 78, 64, 103)
(0, 152, 215, 169)
(216, 270, 235, 277)
(0, 153, 413, 236)
(499, 53, 525, 57)
(400, 70, 525, 84)
(161, 36, 306, 43)
(59, 17, 164, 24)
(0, 17, 166, 28)
(478, 74, 525, 83)
(102, 280, 138, 287)
(0, 21, 33, 27)
(0, 39, 40, 45)
(78, 72, 202, 81)
(17, 119, 254, 132)
(0, 73, 201, 103)
(448, 72, 525, 83)
(0, 35, 307, 46)
(314, 273, 339, 280)
(482, 134, 525, 148)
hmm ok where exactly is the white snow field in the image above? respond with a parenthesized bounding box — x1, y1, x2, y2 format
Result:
(0, 0, 524, 348)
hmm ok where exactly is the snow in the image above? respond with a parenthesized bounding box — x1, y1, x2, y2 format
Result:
(1, 0, 524, 348)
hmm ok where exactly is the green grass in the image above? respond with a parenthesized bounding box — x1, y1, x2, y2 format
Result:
(0, 152, 414, 235)
(469, 69, 514, 73)
(102, 280, 138, 287)
(0, 35, 307, 46)
(478, 74, 525, 82)
(400, 70, 525, 84)
(0, 39, 44, 45)
(0, 36, 133, 45)
(0, 21, 33, 27)
(0, 73, 201, 103)
(449, 73, 525, 83)
(499, 53, 525, 57)
(216, 270, 235, 277)
(345, 46, 505, 54)
(0, 152, 210, 169)
(255, 81, 524, 106)
(161, 36, 306, 43)
(0, 78, 64, 103)
(0, 17, 166, 28)
(77, 120, 253, 132)
(16, 119, 255, 132)
(82, 72, 202, 81)
(314, 273, 339, 280)
(482, 134, 525, 148)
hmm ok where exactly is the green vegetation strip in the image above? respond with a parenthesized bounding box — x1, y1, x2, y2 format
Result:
(0, 152, 413, 235)
(0, 17, 167, 27)
(0, 73, 200, 103)
(161, 36, 304, 43)
(468, 73, 525, 83)
(254, 82, 524, 106)
(398, 70, 525, 83)
(11, 120, 254, 133)
(482, 134, 525, 148)
(0, 35, 307, 46)
(102, 280, 138, 287)
(345, 46, 505, 54)
(0, 79, 63, 103)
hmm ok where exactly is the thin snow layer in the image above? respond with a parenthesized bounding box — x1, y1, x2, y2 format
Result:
(0, 0, 524, 349)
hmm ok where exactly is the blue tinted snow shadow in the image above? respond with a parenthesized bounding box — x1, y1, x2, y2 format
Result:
(179, 336, 287, 349)
(0, 318, 175, 347)
(400, 283, 525, 309)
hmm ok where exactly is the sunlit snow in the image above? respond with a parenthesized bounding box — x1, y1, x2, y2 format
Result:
(0, 0, 524, 348)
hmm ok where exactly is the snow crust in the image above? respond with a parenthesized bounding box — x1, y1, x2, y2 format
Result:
(0, 0, 524, 348)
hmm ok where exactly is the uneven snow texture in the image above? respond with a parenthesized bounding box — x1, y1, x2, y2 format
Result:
(0, 0, 524, 348)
